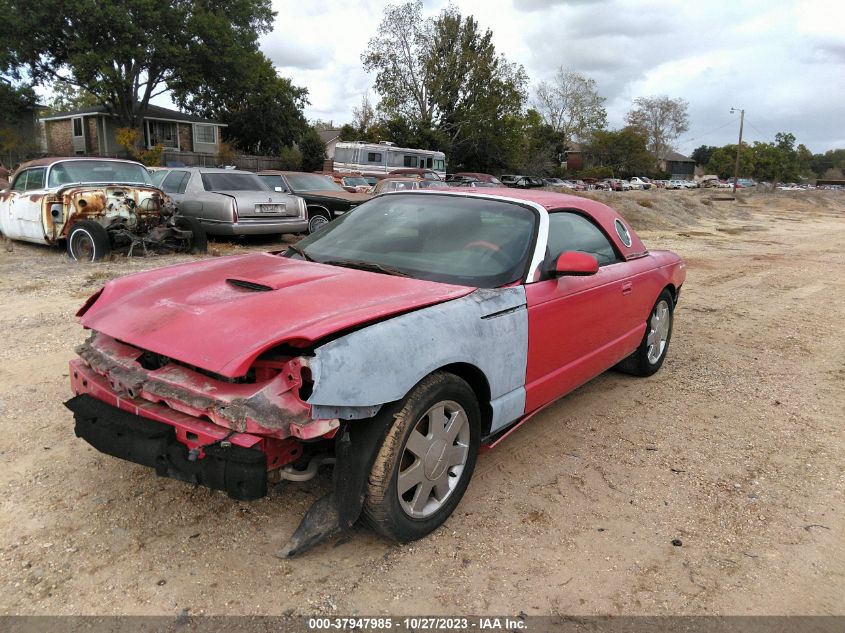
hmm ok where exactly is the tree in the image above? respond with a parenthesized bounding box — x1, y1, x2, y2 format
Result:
(299, 127, 326, 172)
(338, 124, 358, 142)
(424, 6, 527, 169)
(351, 93, 377, 135)
(625, 96, 689, 166)
(691, 145, 717, 167)
(202, 56, 308, 156)
(0, 81, 40, 164)
(582, 127, 653, 178)
(518, 109, 566, 175)
(362, 0, 433, 125)
(3, 0, 274, 129)
(532, 68, 606, 146)
(362, 2, 527, 171)
(705, 144, 754, 179)
(46, 83, 99, 113)
(810, 149, 845, 176)
(750, 136, 801, 183)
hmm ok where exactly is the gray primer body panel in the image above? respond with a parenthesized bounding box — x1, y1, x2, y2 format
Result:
(308, 287, 528, 433)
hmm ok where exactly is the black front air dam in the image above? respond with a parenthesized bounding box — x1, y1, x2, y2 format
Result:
(65, 394, 267, 501)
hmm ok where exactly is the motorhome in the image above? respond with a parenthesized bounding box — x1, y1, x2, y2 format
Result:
(332, 141, 446, 179)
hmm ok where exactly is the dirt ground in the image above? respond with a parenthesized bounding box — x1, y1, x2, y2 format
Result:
(0, 190, 842, 616)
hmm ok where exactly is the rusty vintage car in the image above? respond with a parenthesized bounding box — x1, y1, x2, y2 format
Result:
(0, 157, 206, 262)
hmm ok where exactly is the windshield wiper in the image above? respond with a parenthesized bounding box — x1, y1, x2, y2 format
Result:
(286, 244, 315, 261)
(321, 259, 409, 277)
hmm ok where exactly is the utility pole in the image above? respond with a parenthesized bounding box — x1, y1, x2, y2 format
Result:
(730, 107, 745, 196)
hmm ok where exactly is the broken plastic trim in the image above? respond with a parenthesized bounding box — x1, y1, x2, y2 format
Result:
(277, 401, 398, 557)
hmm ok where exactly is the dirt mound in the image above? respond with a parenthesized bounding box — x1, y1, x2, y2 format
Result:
(543, 188, 844, 232)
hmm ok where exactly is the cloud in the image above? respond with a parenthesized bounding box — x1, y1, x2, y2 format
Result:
(233, 0, 845, 153)
(262, 38, 328, 71)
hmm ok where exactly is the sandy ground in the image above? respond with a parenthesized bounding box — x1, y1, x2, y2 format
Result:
(0, 190, 842, 616)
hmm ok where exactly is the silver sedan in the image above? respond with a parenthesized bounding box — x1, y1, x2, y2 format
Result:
(150, 167, 308, 236)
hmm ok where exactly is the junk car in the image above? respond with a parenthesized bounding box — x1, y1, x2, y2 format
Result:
(149, 167, 308, 237)
(65, 189, 686, 555)
(0, 157, 206, 262)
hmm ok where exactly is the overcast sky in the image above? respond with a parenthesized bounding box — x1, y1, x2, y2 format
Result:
(253, 0, 844, 154)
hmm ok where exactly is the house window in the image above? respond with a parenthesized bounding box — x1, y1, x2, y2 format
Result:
(72, 117, 83, 138)
(194, 124, 216, 145)
(367, 152, 382, 163)
(147, 120, 178, 149)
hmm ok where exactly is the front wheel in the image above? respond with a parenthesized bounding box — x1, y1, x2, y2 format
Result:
(616, 289, 675, 376)
(363, 372, 480, 542)
(173, 216, 208, 254)
(67, 220, 111, 262)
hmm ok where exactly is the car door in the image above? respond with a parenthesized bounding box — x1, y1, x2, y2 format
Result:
(0, 167, 48, 243)
(159, 169, 193, 211)
(523, 210, 641, 413)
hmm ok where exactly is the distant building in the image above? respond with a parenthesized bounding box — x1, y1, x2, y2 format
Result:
(39, 104, 225, 157)
(565, 142, 583, 171)
(318, 128, 342, 160)
(659, 151, 696, 179)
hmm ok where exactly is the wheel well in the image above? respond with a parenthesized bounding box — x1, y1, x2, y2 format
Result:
(438, 363, 493, 435)
(307, 205, 331, 218)
(663, 283, 678, 304)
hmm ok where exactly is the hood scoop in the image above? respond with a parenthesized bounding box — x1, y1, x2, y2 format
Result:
(226, 278, 273, 292)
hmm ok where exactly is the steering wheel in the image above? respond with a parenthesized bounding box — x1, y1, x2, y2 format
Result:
(464, 240, 501, 252)
(463, 240, 511, 266)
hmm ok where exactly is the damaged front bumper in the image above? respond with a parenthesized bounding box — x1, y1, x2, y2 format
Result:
(73, 332, 340, 441)
(66, 394, 269, 500)
(66, 332, 390, 555)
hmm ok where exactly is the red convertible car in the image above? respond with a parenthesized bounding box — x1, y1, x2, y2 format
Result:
(65, 189, 685, 555)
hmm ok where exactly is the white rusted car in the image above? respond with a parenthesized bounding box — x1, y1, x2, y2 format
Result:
(0, 157, 206, 262)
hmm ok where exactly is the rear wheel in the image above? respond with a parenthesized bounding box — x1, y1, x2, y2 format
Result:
(363, 372, 480, 542)
(617, 289, 674, 376)
(307, 209, 331, 234)
(67, 220, 110, 263)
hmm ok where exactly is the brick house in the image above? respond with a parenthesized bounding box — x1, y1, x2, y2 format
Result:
(39, 104, 225, 158)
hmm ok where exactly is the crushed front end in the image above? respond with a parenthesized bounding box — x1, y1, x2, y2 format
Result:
(66, 332, 340, 501)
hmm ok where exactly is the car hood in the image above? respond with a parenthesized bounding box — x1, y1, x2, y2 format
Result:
(79, 253, 474, 378)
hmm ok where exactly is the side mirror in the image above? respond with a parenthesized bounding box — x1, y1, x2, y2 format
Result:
(552, 251, 599, 276)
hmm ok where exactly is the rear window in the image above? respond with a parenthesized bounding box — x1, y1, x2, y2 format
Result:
(200, 172, 267, 191)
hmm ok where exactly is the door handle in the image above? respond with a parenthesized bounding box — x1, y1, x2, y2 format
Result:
(621, 282, 633, 295)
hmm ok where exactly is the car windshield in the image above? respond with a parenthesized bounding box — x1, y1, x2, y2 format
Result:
(47, 160, 153, 188)
(343, 177, 369, 186)
(289, 194, 537, 288)
(200, 172, 268, 191)
(418, 180, 449, 189)
(285, 173, 346, 192)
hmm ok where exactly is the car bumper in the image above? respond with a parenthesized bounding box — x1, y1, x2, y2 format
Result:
(201, 218, 309, 236)
(66, 394, 269, 500)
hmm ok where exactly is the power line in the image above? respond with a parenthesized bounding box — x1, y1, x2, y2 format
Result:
(743, 118, 773, 142)
(677, 119, 736, 147)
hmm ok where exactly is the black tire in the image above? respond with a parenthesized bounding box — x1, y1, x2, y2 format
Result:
(617, 289, 675, 377)
(174, 216, 208, 254)
(307, 209, 331, 234)
(67, 220, 111, 263)
(363, 372, 481, 542)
